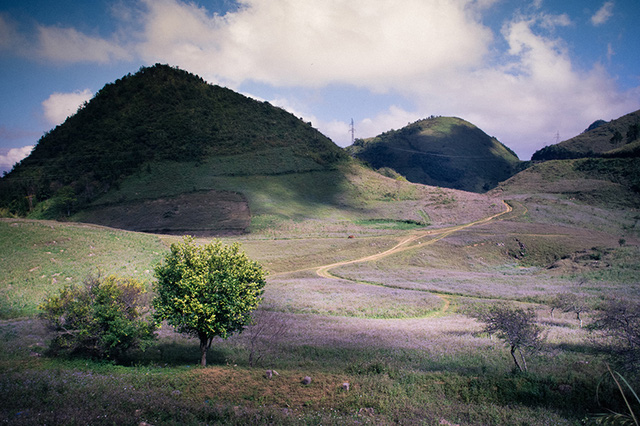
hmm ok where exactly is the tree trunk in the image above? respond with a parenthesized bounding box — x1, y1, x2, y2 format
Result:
(199, 335, 212, 367)
(518, 350, 528, 372)
(511, 346, 523, 372)
(577, 312, 583, 328)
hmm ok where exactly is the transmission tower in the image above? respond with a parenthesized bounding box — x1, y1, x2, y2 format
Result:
(554, 131, 560, 144)
(349, 118, 355, 144)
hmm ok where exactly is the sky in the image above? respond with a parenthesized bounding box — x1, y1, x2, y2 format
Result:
(1, 0, 639, 173)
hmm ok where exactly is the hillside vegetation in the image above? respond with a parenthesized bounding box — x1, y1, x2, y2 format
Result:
(346, 116, 521, 193)
(0, 64, 347, 220)
(532, 109, 640, 161)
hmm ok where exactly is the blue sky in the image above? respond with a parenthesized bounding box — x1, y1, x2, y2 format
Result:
(1, 0, 639, 173)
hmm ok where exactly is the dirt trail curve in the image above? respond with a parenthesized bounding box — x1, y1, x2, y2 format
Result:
(315, 200, 513, 279)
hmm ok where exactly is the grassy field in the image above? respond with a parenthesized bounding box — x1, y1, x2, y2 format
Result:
(1, 190, 639, 424)
(75, 161, 505, 238)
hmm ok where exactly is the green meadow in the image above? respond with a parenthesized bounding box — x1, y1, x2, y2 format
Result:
(2, 190, 639, 424)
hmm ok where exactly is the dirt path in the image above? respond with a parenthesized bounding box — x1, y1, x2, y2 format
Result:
(268, 200, 515, 315)
(311, 200, 513, 315)
(315, 200, 513, 279)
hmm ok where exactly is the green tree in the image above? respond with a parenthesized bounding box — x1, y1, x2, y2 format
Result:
(475, 305, 544, 372)
(153, 236, 267, 366)
(39, 275, 156, 360)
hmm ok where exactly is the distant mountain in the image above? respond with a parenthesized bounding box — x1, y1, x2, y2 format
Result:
(0, 64, 348, 221)
(346, 116, 521, 192)
(532, 109, 640, 161)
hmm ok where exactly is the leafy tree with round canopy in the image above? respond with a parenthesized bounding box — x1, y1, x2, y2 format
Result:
(153, 236, 267, 366)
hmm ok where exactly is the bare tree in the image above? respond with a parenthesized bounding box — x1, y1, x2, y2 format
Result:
(590, 299, 640, 371)
(550, 293, 589, 327)
(475, 305, 544, 372)
(245, 309, 290, 368)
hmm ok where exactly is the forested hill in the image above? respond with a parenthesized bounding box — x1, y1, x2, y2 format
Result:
(0, 64, 348, 216)
(531, 109, 640, 161)
(346, 116, 521, 193)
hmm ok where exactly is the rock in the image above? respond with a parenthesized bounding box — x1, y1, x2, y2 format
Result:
(342, 382, 350, 391)
(265, 369, 280, 379)
(301, 376, 312, 385)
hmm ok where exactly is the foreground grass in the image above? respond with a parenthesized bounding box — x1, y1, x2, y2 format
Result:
(0, 317, 617, 425)
(1, 197, 638, 424)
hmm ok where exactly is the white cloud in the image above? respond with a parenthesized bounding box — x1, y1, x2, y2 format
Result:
(317, 106, 421, 147)
(0, 145, 34, 172)
(3, 0, 639, 160)
(0, 13, 20, 51)
(606, 42, 615, 62)
(403, 14, 637, 159)
(42, 89, 93, 125)
(35, 25, 132, 63)
(0, 11, 131, 63)
(135, 0, 494, 90)
(539, 12, 572, 30)
(591, 1, 614, 26)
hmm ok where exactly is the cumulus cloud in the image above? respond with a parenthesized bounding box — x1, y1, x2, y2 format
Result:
(591, 1, 614, 26)
(0, 13, 21, 51)
(1, 11, 131, 63)
(315, 106, 421, 147)
(0, 145, 34, 173)
(393, 13, 637, 159)
(42, 89, 93, 125)
(3, 0, 638, 159)
(134, 0, 493, 89)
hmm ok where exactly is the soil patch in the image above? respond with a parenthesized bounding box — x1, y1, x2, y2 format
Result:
(79, 190, 250, 235)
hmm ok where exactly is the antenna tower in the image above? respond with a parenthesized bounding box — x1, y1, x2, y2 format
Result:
(349, 118, 355, 144)
(554, 131, 560, 144)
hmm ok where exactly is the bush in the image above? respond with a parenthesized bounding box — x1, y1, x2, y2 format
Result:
(39, 274, 156, 360)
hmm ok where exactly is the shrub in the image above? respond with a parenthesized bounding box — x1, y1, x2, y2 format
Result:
(549, 293, 589, 327)
(39, 274, 156, 360)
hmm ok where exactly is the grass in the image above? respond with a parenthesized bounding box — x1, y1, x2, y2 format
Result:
(0, 219, 166, 318)
(77, 160, 505, 238)
(1, 189, 639, 424)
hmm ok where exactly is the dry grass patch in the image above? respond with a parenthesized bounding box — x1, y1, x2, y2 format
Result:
(187, 366, 353, 410)
(263, 273, 443, 318)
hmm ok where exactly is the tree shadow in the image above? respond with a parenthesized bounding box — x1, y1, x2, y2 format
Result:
(121, 340, 231, 367)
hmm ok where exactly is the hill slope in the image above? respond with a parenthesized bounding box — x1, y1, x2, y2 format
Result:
(532, 109, 640, 161)
(346, 116, 521, 193)
(1, 65, 505, 235)
(0, 64, 347, 219)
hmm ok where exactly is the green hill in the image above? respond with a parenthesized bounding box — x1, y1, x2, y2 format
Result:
(0, 65, 505, 235)
(0, 64, 347, 220)
(345, 116, 521, 193)
(531, 109, 640, 161)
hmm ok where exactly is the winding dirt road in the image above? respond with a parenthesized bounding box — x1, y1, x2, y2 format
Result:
(315, 200, 513, 279)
